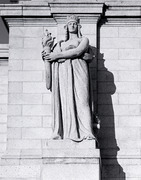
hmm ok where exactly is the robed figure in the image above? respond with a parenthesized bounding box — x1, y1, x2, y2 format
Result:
(42, 14, 96, 141)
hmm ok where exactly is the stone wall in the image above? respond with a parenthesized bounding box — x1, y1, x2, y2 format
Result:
(7, 25, 53, 150)
(0, 44, 8, 157)
(98, 19, 141, 179)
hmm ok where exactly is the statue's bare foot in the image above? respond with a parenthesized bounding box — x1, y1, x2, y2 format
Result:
(85, 135, 95, 140)
(51, 134, 61, 140)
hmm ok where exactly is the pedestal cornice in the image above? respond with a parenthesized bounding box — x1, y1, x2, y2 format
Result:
(0, 2, 104, 17)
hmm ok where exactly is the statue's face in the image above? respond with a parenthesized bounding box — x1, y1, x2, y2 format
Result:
(67, 21, 78, 34)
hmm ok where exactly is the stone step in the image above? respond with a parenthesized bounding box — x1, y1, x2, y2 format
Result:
(43, 139, 96, 149)
(42, 148, 100, 158)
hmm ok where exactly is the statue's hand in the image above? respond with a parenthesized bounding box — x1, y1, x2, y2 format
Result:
(82, 53, 94, 63)
(43, 52, 58, 62)
(42, 50, 48, 61)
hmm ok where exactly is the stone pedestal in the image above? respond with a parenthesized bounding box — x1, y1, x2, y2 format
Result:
(1, 140, 100, 180)
(42, 140, 100, 180)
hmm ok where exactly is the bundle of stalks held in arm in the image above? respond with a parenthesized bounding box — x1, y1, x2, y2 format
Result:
(42, 29, 55, 90)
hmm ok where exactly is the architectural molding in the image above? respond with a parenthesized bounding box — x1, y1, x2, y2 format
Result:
(100, 17, 141, 26)
(1, 1, 141, 18)
(0, 4, 51, 16)
(105, 5, 141, 16)
(0, 44, 9, 59)
(5, 17, 57, 27)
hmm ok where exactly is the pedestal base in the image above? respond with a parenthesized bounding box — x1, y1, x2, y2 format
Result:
(1, 140, 101, 180)
(42, 164, 100, 180)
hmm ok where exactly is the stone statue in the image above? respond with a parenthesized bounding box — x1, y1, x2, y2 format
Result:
(42, 14, 96, 141)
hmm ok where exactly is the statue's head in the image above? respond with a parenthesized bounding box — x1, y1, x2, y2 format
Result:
(64, 14, 82, 41)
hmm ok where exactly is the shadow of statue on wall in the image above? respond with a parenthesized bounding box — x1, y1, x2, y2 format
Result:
(89, 43, 126, 180)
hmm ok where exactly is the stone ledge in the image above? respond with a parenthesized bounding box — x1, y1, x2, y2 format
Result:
(1, 140, 100, 165)
(50, 3, 104, 14)
(0, 4, 51, 16)
(0, 44, 9, 59)
(43, 139, 96, 149)
(42, 148, 100, 158)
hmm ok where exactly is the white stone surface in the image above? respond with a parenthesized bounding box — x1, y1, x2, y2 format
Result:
(8, 116, 42, 128)
(42, 164, 100, 180)
(0, 166, 41, 178)
(7, 140, 41, 149)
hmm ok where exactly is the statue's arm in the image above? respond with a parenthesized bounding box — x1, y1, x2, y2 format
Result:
(43, 37, 89, 62)
(57, 37, 89, 59)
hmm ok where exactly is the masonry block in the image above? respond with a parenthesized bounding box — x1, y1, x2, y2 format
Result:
(100, 27, 119, 38)
(119, 27, 141, 38)
(104, 60, 140, 71)
(119, 94, 141, 104)
(24, 37, 42, 49)
(81, 24, 96, 35)
(119, 71, 141, 81)
(22, 128, 52, 139)
(8, 116, 42, 128)
(99, 49, 118, 60)
(0, 115, 7, 123)
(100, 38, 139, 49)
(0, 105, 7, 114)
(9, 71, 42, 82)
(23, 82, 48, 93)
(0, 143, 6, 153)
(10, 27, 24, 37)
(9, 49, 42, 60)
(86, 35, 96, 46)
(22, 105, 51, 116)
(42, 164, 99, 180)
(8, 82, 23, 93)
(118, 116, 141, 127)
(23, 60, 44, 71)
(0, 76, 8, 84)
(23, 27, 43, 38)
(0, 67, 8, 76)
(42, 116, 52, 128)
(8, 105, 22, 116)
(0, 85, 8, 94)
(7, 128, 22, 139)
(0, 124, 7, 133)
(115, 127, 140, 140)
(116, 82, 140, 93)
(7, 140, 41, 149)
(9, 37, 24, 49)
(0, 166, 41, 178)
(9, 60, 23, 71)
(0, 134, 7, 143)
(42, 94, 52, 104)
(119, 49, 141, 60)
(9, 94, 42, 105)
(123, 165, 141, 178)
(117, 139, 141, 149)
(98, 105, 140, 116)
(0, 95, 8, 104)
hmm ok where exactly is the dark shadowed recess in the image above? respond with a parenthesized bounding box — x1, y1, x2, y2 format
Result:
(95, 17, 126, 180)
